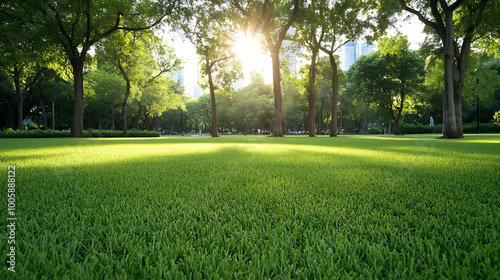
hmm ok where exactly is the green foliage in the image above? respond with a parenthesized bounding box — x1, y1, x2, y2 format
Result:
(231, 74, 273, 133)
(0, 135, 499, 278)
(495, 111, 500, 124)
(347, 35, 425, 134)
(404, 124, 443, 134)
(463, 123, 500, 134)
(365, 127, 383, 134)
(402, 123, 500, 134)
(0, 129, 159, 138)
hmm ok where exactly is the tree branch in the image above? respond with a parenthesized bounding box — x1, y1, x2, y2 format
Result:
(449, 0, 466, 11)
(404, 6, 439, 34)
(277, 0, 300, 46)
(47, 3, 73, 50)
(22, 66, 47, 99)
(85, 0, 91, 45)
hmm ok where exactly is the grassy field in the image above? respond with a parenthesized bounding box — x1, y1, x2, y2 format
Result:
(1, 134, 499, 279)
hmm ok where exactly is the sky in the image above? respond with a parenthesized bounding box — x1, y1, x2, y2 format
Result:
(165, 14, 427, 98)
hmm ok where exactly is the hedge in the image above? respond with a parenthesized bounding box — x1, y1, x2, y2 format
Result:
(0, 129, 160, 138)
(403, 123, 500, 134)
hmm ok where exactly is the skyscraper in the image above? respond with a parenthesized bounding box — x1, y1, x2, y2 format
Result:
(171, 70, 184, 84)
(282, 27, 297, 75)
(344, 41, 358, 70)
(343, 41, 377, 70)
(191, 69, 203, 99)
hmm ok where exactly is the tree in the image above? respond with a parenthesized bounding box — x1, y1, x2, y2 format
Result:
(97, 30, 180, 136)
(0, 21, 49, 130)
(0, 68, 15, 129)
(231, 0, 300, 137)
(175, 1, 241, 137)
(388, 0, 500, 138)
(293, 1, 328, 136)
(311, 0, 375, 137)
(1, 0, 176, 136)
(85, 68, 125, 130)
(348, 36, 425, 135)
(130, 77, 182, 130)
(232, 72, 273, 134)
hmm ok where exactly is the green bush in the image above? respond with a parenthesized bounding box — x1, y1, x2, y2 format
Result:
(0, 129, 159, 138)
(365, 127, 383, 134)
(402, 123, 500, 134)
(403, 124, 443, 134)
(128, 130, 160, 137)
(463, 123, 500, 133)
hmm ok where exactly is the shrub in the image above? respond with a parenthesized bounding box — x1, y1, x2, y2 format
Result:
(0, 129, 159, 138)
(463, 123, 500, 133)
(365, 127, 383, 134)
(403, 124, 443, 134)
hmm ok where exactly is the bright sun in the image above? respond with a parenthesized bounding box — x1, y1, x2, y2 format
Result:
(232, 33, 272, 83)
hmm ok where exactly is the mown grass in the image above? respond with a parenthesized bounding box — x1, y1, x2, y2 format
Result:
(1, 135, 499, 279)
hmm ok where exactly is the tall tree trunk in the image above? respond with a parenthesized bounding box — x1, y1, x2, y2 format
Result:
(52, 99, 55, 129)
(388, 114, 392, 135)
(394, 115, 400, 135)
(452, 37, 472, 138)
(14, 68, 23, 130)
(270, 49, 283, 137)
(308, 49, 318, 137)
(442, 10, 459, 138)
(205, 52, 219, 138)
(318, 98, 324, 135)
(179, 109, 184, 136)
(362, 104, 369, 133)
(339, 101, 343, 134)
(111, 104, 116, 130)
(329, 54, 339, 137)
(41, 96, 48, 130)
(71, 58, 85, 137)
(122, 81, 131, 137)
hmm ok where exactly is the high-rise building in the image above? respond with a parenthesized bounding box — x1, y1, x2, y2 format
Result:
(191, 69, 203, 99)
(344, 41, 358, 70)
(171, 70, 184, 84)
(359, 43, 378, 57)
(282, 27, 297, 75)
(343, 41, 377, 70)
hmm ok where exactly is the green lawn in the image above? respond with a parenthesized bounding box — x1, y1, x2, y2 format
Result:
(1, 135, 499, 279)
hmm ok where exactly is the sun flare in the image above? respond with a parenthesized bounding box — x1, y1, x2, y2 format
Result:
(232, 33, 266, 68)
(231, 32, 272, 83)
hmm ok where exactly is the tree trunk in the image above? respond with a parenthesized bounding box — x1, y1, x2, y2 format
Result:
(270, 49, 283, 137)
(13, 67, 25, 130)
(122, 81, 131, 137)
(318, 98, 324, 135)
(205, 53, 219, 138)
(180, 109, 184, 136)
(308, 49, 318, 137)
(452, 38, 472, 138)
(71, 58, 85, 137)
(388, 115, 392, 135)
(111, 104, 116, 130)
(362, 104, 369, 133)
(329, 54, 339, 137)
(442, 10, 459, 138)
(41, 96, 48, 130)
(339, 101, 343, 134)
(52, 99, 55, 130)
(394, 115, 400, 135)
